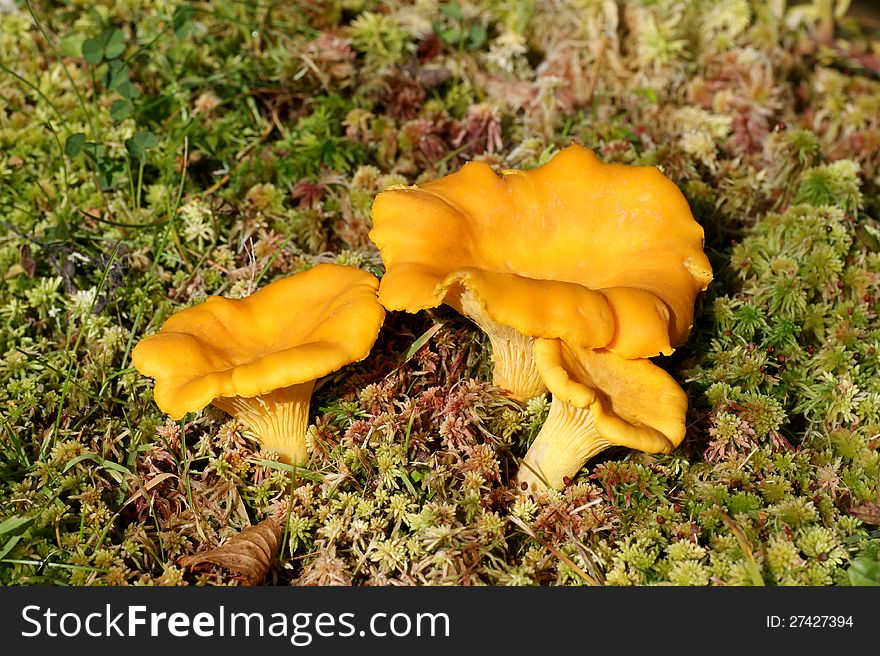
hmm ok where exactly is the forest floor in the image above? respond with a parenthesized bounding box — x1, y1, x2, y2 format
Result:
(1, 0, 879, 586)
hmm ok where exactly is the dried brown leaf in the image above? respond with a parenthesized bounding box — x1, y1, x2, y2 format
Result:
(850, 502, 880, 526)
(178, 517, 282, 585)
(20, 244, 36, 278)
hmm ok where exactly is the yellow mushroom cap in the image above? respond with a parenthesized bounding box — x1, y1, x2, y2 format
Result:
(370, 143, 713, 358)
(131, 263, 385, 420)
(533, 338, 687, 453)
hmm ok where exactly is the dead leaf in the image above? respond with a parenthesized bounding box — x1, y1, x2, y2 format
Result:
(850, 502, 880, 526)
(20, 244, 36, 278)
(145, 472, 178, 491)
(178, 517, 282, 585)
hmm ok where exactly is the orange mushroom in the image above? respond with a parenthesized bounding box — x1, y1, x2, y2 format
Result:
(131, 264, 385, 464)
(516, 339, 688, 492)
(369, 144, 712, 401)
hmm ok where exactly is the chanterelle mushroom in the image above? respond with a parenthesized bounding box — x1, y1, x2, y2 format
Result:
(131, 263, 385, 464)
(369, 144, 712, 401)
(516, 339, 688, 493)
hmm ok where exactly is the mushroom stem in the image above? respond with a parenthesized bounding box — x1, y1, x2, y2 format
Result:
(459, 290, 547, 401)
(516, 400, 611, 492)
(212, 380, 316, 465)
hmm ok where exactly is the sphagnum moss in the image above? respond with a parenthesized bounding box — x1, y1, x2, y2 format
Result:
(1, 0, 879, 586)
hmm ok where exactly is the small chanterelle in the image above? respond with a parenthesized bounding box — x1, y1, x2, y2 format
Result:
(131, 263, 385, 464)
(369, 143, 713, 492)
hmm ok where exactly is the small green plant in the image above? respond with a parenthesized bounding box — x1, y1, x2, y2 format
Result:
(432, 1, 487, 51)
(848, 538, 880, 585)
